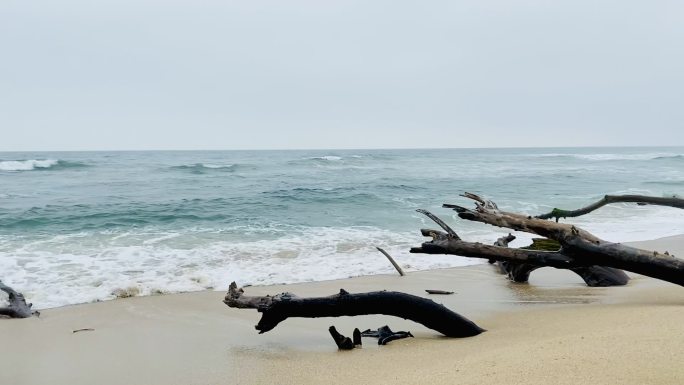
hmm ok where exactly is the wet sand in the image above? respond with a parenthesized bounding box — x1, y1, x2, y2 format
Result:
(1, 235, 683, 385)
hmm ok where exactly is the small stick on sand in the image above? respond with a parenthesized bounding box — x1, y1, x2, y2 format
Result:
(376, 247, 405, 276)
(425, 290, 454, 295)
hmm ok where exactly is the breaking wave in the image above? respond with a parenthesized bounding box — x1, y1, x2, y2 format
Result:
(0, 159, 88, 172)
(652, 155, 683, 161)
(0, 225, 490, 309)
(531, 153, 682, 161)
(306, 155, 343, 161)
(171, 163, 254, 174)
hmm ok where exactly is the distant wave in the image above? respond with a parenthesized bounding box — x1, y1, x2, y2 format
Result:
(644, 180, 684, 186)
(262, 186, 379, 203)
(286, 155, 384, 169)
(531, 153, 681, 161)
(0, 159, 88, 172)
(306, 155, 343, 161)
(652, 154, 683, 161)
(287, 154, 396, 167)
(171, 163, 254, 174)
(0, 198, 238, 231)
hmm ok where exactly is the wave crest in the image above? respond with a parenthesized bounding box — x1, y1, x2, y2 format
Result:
(530, 153, 682, 161)
(652, 155, 683, 161)
(306, 155, 343, 161)
(0, 159, 87, 172)
(171, 163, 253, 174)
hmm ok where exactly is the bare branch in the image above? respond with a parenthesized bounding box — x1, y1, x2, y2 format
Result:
(424, 192, 684, 287)
(415, 209, 460, 239)
(410, 230, 579, 269)
(224, 282, 484, 337)
(536, 194, 684, 221)
(376, 247, 405, 276)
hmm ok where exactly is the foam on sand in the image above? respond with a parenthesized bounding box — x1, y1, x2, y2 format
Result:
(1, 235, 682, 385)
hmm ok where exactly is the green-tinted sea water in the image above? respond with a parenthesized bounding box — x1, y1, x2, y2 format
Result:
(1, 147, 682, 308)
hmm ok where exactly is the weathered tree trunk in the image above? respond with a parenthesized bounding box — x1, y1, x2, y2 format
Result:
(0, 281, 38, 318)
(411, 193, 684, 287)
(490, 237, 629, 286)
(570, 266, 630, 287)
(224, 282, 484, 337)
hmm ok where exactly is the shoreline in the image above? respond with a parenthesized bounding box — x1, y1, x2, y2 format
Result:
(21, 234, 684, 313)
(2, 234, 684, 384)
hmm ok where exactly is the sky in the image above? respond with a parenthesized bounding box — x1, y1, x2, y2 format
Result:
(1, 0, 683, 151)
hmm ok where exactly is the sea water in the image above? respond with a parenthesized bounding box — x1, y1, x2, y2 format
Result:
(1, 147, 682, 308)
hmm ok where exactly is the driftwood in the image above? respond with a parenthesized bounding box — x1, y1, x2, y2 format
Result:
(361, 325, 414, 345)
(411, 193, 684, 287)
(224, 282, 484, 337)
(490, 236, 629, 286)
(353, 328, 362, 346)
(376, 247, 405, 276)
(536, 194, 684, 221)
(425, 290, 454, 295)
(329, 326, 355, 349)
(0, 281, 38, 318)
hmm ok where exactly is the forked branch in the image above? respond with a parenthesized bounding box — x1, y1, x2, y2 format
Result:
(414, 193, 684, 287)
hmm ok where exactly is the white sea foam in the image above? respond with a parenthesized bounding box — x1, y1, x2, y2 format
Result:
(201, 163, 235, 169)
(308, 156, 343, 161)
(2, 204, 683, 310)
(0, 159, 59, 171)
(0, 226, 492, 309)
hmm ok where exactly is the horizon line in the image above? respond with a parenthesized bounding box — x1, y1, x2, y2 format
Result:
(1, 144, 682, 153)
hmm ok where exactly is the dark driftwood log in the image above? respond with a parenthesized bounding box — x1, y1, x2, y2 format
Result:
(491, 237, 629, 287)
(224, 282, 484, 337)
(353, 328, 362, 346)
(0, 281, 38, 319)
(361, 326, 414, 345)
(570, 266, 630, 287)
(414, 228, 579, 269)
(328, 326, 354, 350)
(536, 194, 684, 222)
(412, 193, 684, 287)
(499, 257, 630, 286)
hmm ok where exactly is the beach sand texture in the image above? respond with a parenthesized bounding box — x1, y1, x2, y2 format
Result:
(1, 235, 683, 385)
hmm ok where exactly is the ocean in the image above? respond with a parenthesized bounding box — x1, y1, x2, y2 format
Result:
(1, 147, 682, 308)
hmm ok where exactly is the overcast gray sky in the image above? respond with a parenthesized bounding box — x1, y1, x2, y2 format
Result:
(1, 0, 682, 151)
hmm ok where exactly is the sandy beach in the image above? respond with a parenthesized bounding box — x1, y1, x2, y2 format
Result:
(2, 235, 684, 385)
(4, 0, 682, 383)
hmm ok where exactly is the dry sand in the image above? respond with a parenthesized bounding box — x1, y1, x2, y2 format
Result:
(1, 235, 683, 385)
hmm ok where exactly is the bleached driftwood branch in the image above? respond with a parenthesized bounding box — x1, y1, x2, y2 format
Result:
(0, 281, 38, 318)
